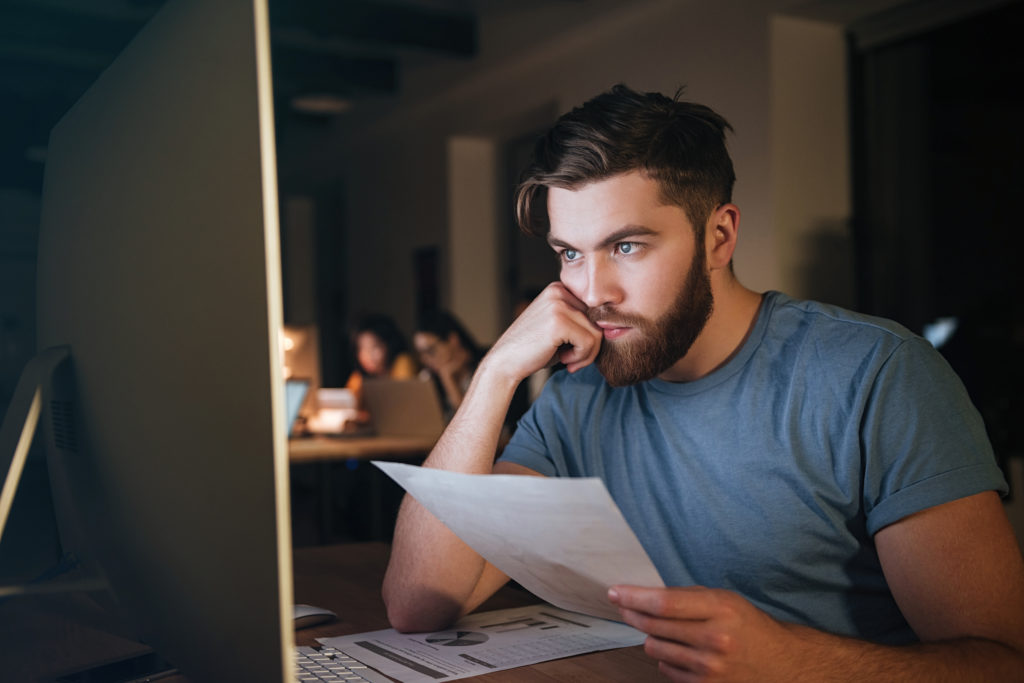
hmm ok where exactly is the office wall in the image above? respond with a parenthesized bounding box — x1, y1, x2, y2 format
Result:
(447, 137, 502, 345)
(770, 15, 855, 308)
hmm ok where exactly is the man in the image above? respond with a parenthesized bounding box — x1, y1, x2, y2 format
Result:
(383, 85, 1024, 679)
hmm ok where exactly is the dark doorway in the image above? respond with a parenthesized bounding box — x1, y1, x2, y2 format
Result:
(851, 0, 1024, 473)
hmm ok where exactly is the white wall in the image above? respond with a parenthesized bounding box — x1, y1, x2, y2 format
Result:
(770, 14, 855, 307)
(447, 137, 502, 341)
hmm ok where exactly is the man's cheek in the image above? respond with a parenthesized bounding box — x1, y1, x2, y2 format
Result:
(559, 274, 586, 305)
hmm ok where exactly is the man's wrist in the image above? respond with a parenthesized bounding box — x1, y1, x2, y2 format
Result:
(475, 353, 530, 395)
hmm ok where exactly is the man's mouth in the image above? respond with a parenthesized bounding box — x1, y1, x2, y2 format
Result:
(595, 321, 632, 341)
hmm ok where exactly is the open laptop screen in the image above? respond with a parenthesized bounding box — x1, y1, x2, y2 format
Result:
(285, 378, 311, 436)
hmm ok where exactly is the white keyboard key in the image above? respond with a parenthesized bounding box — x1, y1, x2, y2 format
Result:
(295, 646, 390, 683)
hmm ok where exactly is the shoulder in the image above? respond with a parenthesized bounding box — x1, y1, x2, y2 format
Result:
(763, 292, 927, 369)
(527, 364, 613, 422)
(542, 363, 609, 401)
(390, 352, 418, 379)
(768, 292, 916, 342)
(345, 370, 363, 392)
(750, 293, 968, 419)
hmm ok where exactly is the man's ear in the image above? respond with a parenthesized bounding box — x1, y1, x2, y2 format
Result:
(706, 203, 740, 270)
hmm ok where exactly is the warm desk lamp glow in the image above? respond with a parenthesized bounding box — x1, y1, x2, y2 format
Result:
(280, 329, 296, 378)
(281, 324, 322, 408)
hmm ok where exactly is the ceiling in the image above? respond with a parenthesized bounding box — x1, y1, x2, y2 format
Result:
(0, 0, 492, 194)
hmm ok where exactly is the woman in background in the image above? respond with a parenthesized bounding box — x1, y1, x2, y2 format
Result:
(413, 310, 484, 420)
(345, 313, 417, 420)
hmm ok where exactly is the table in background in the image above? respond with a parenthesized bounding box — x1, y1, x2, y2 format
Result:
(289, 436, 436, 464)
(294, 542, 662, 681)
(289, 436, 435, 543)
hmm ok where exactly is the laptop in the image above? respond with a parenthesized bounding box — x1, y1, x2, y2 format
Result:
(361, 378, 446, 439)
(284, 378, 311, 436)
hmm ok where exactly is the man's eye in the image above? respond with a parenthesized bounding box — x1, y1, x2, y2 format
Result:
(561, 249, 580, 262)
(617, 242, 638, 255)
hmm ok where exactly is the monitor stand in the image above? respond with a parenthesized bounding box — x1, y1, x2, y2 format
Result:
(0, 348, 169, 680)
(0, 346, 106, 598)
(0, 347, 56, 550)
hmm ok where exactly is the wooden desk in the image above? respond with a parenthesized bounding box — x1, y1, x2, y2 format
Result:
(289, 436, 436, 464)
(0, 544, 660, 682)
(293, 542, 662, 681)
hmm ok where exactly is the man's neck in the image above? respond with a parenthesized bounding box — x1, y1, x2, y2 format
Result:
(658, 281, 763, 383)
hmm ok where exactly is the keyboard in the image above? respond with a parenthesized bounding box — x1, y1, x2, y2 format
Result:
(295, 645, 392, 682)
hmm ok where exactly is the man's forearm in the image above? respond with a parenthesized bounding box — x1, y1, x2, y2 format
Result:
(613, 584, 1024, 681)
(382, 361, 521, 632)
(781, 623, 1024, 682)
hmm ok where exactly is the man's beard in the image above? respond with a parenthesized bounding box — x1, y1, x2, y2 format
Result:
(589, 245, 713, 387)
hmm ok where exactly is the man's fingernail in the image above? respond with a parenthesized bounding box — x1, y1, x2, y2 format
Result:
(608, 587, 619, 602)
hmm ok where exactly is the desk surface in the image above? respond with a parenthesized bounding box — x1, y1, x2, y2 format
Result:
(294, 543, 662, 681)
(289, 436, 435, 463)
(0, 544, 660, 681)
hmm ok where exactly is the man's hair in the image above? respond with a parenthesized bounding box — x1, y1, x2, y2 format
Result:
(514, 84, 735, 238)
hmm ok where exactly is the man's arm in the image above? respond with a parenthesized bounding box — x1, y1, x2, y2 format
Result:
(608, 491, 1024, 681)
(382, 283, 602, 633)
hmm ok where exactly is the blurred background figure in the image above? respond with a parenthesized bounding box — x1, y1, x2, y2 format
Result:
(345, 313, 417, 422)
(413, 310, 484, 420)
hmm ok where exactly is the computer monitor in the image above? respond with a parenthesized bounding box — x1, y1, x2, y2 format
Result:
(1, 0, 296, 680)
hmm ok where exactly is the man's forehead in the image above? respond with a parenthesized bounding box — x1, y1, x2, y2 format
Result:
(546, 177, 691, 247)
(546, 223, 659, 251)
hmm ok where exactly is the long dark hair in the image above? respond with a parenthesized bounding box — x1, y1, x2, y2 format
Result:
(415, 310, 483, 362)
(351, 313, 409, 370)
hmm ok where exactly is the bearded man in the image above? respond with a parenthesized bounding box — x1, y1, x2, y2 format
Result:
(383, 84, 1024, 680)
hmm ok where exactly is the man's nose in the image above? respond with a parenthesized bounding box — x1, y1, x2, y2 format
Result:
(568, 256, 623, 309)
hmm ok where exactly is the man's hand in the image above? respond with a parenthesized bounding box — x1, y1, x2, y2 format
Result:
(608, 585, 793, 682)
(385, 282, 595, 633)
(610, 573, 1024, 682)
(484, 282, 602, 382)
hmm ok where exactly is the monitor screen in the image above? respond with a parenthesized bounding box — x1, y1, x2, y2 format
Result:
(18, 0, 296, 680)
(285, 378, 312, 436)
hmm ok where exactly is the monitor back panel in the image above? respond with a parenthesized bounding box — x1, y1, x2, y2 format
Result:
(35, 0, 294, 680)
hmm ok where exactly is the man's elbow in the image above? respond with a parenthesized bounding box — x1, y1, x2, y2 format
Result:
(386, 603, 447, 634)
(382, 586, 462, 634)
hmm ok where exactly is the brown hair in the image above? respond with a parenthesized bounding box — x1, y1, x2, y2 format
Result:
(514, 84, 735, 239)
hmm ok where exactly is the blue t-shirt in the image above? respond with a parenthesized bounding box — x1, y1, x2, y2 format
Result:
(498, 291, 1007, 644)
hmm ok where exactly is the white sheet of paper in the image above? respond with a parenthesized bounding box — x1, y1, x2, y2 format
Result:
(320, 604, 646, 683)
(374, 461, 664, 621)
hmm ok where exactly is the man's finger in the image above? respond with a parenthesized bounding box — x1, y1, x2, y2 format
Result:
(558, 329, 601, 372)
(618, 607, 725, 650)
(609, 585, 716, 619)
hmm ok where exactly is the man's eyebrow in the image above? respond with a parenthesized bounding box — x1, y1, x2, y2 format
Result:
(547, 225, 657, 251)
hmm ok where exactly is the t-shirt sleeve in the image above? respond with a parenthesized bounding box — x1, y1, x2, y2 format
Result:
(389, 352, 418, 380)
(861, 337, 1008, 535)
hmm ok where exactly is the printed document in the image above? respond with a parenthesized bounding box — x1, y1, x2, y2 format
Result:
(373, 461, 664, 621)
(319, 604, 646, 683)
